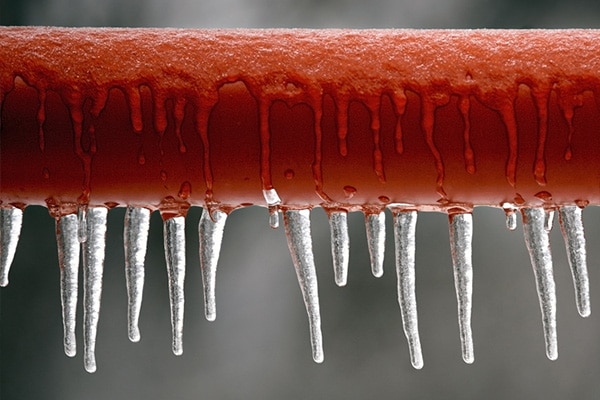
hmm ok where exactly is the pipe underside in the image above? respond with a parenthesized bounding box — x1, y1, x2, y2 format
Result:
(2, 28, 600, 214)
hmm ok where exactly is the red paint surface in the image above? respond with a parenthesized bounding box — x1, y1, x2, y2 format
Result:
(2, 28, 600, 215)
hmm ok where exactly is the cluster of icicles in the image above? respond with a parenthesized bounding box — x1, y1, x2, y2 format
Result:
(0, 199, 590, 372)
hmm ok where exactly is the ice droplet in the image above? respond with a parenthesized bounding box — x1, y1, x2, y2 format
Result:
(56, 214, 80, 357)
(558, 206, 590, 317)
(449, 213, 474, 364)
(393, 210, 424, 369)
(82, 207, 108, 373)
(521, 207, 558, 361)
(198, 208, 227, 322)
(365, 211, 385, 278)
(163, 215, 186, 356)
(283, 210, 324, 363)
(0, 207, 23, 287)
(263, 188, 282, 229)
(124, 207, 151, 342)
(77, 204, 88, 243)
(544, 209, 555, 232)
(328, 211, 349, 287)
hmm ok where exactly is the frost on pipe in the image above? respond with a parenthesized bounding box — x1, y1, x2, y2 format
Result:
(1, 27, 600, 371)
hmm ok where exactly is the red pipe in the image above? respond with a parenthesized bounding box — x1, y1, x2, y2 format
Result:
(2, 28, 600, 214)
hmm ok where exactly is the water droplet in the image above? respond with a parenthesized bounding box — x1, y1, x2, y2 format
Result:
(268, 206, 279, 229)
(448, 213, 474, 364)
(283, 210, 324, 363)
(284, 169, 295, 180)
(343, 185, 357, 199)
(82, 207, 108, 373)
(56, 214, 79, 357)
(124, 207, 151, 342)
(521, 207, 558, 361)
(0, 207, 23, 287)
(328, 211, 349, 287)
(378, 196, 390, 204)
(534, 191, 552, 202)
(178, 181, 192, 200)
(558, 206, 590, 318)
(263, 188, 282, 228)
(505, 209, 518, 231)
(564, 146, 573, 161)
(137, 148, 146, 165)
(163, 216, 186, 356)
(160, 170, 168, 182)
(365, 211, 385, 278)
(514, 193, 526, 205)
(198, 209, 227, 322)
(42, 167, 50, 180)
(393, 210, 423, 369)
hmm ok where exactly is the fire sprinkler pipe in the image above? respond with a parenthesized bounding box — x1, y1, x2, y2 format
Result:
(1, 27, 599, 371)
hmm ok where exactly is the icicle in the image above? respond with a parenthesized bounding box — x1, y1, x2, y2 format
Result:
(448, 213, 474, 364)
(365, 211, 385, 278)
(521, 207, 558, 361)
(558, 206, 590, 317)
(393, 210, 423, 369)
(328, 211, 349, 287)
(56, 214, 80, 357)
(82, 207, 108, 373)
(283, 209, 324, 363)
(124, 207, 151, 342)
(544, 210, 555, 232)
(0, 207, 23, 287)
(77, 203, 88, 243)
(163, 215, 186, 356)
(263, 188, 281, 229)
(198, 208, 227, 322)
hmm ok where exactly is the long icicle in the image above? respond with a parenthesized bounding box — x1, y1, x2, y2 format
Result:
(82, 206, 108, 373)
(558, 205, 590, 317)
(0, 207, 23, 287)
(521, 207, 558, 361)
(198, 208, 227, 322)
(163, 215, 186, 356)
(124, 206, 151, 342)
(328, 211, 349, 287)
(283, 209, 324, 363)
(365, 211, 385, 278)
(56, 213, 80, 357)
(392, 210, 424, 369)
(448, 212, 474, 364)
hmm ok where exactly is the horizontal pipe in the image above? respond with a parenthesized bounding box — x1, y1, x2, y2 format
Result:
(2, 28, 600, 214)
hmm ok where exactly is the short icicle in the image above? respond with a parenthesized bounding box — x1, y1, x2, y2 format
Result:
(0, 207, 23, 287)
(521, 207, 558, 361)
(124, 206, 151, 342)
(392, 210, 424, 369)
(558, 205, 590, 317)
(56, 213, 80, 357)
(163, 215, 186, 356)
(448, 213, 475, 364)
(328, 211, 349, 287)
(365, 211, 385, 278)
(198, 208, 227, 322)
(283, 209, 324, 363)
(82, 207, 108, 373)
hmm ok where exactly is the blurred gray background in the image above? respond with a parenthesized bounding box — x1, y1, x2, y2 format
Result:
(3, 1, 600, 399)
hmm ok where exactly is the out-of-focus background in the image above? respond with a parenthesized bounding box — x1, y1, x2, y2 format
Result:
(3, 1, 600, 399)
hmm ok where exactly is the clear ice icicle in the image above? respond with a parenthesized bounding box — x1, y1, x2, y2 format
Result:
(124, 206, 151, 342)
(56, 214, 80, 357)
(365, 212, 385, 277)
(393, 210, 423, 369)
(82, 207, 108, 373)
(0, 207, 23, 287)
(558, 206, 590, 317)
(163, 215, 186, 356)
(284, 209, 324, 363)
(198, 208, 227, 322)
(448, 213, 474, 364)
(263, 188, 282, 229)
(328, 211, 349, 287)
(544, 210, 555, 232)
(521, 207, 558, 361)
